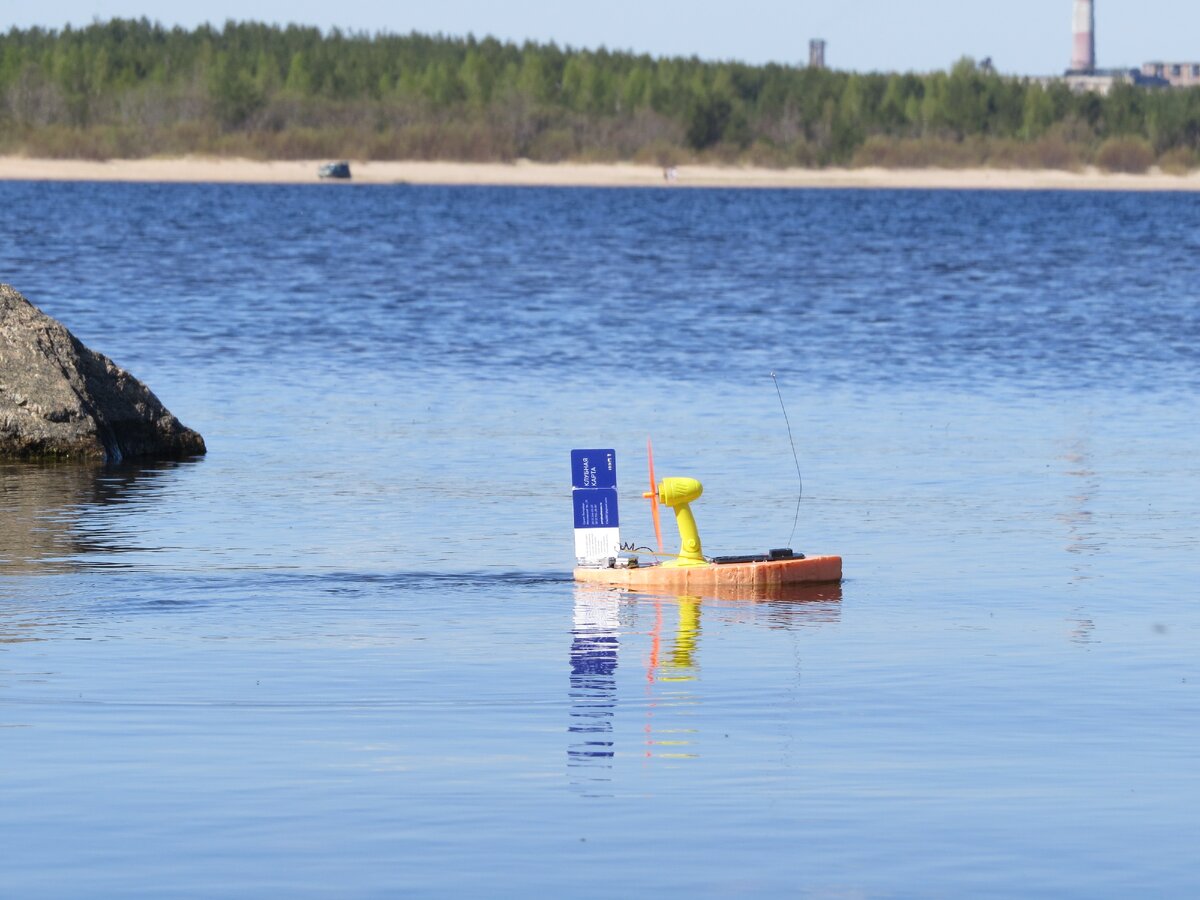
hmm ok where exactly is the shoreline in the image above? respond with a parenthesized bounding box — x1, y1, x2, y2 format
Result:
(3, 155, 1200, 191)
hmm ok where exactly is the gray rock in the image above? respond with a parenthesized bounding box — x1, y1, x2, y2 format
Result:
(0, 284, 205, 463)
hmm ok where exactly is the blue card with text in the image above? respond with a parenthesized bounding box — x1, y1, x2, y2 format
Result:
(572, 488, 619, 529)
(570, 449, 617, 490)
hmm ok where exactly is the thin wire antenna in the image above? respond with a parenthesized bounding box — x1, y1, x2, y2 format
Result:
(771, 372, 803, 549)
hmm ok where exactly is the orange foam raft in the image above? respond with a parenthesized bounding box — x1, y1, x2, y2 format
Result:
(574, 554, 842, 592)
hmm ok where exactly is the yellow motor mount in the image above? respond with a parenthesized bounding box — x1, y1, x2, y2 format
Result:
(645, 476, 707, 567)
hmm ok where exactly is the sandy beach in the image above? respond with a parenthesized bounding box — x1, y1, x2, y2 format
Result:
(2, 155, 1199, 190)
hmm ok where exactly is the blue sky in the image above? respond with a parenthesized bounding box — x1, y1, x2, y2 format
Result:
(7, 1, 1200, 75)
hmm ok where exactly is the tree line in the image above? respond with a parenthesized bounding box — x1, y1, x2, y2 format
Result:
(2, 18, 1199, 170)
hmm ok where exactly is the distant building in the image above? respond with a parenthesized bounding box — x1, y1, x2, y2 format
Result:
(809, 39, 826, 70)
(1058, 68, 1169, 96)
(1141, 62, 1200, 88)
(1062, 71, 1125, 95)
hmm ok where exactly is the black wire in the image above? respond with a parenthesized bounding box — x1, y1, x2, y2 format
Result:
(620, 542, 656, 554)
(619, 541, 691, 560)
(771, 372, 803, 549)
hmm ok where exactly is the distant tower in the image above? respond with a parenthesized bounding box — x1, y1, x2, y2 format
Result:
(809, 39, 827, 69)
(1071, 0, 1095, 73)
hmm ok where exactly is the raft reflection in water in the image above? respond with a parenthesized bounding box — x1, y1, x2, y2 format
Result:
(567, 582, 843, 790)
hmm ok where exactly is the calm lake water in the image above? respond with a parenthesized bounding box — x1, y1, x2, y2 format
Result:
(2, 182, 1198, 897)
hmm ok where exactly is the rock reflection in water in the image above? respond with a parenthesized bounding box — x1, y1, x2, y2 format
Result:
(567, 583, 842, 787)
(0, 461, 193, 573)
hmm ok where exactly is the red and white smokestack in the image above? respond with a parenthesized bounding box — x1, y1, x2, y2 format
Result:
(1071, 0, 1095, 72)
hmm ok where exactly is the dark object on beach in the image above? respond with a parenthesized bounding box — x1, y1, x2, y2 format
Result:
(318, 161, 351, 179)
(0, 284, 206, 463)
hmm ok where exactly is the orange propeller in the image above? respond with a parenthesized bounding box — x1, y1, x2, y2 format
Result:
(643, 437, 663, 554)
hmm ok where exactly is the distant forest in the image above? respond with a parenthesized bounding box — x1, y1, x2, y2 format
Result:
(2, 18, 1200, 170)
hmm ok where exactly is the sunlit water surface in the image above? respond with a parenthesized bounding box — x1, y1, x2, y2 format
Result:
(2, 183, 1199, 897)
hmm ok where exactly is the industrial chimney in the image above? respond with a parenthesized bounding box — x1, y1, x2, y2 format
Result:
(1071, 0, 1095, 73)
